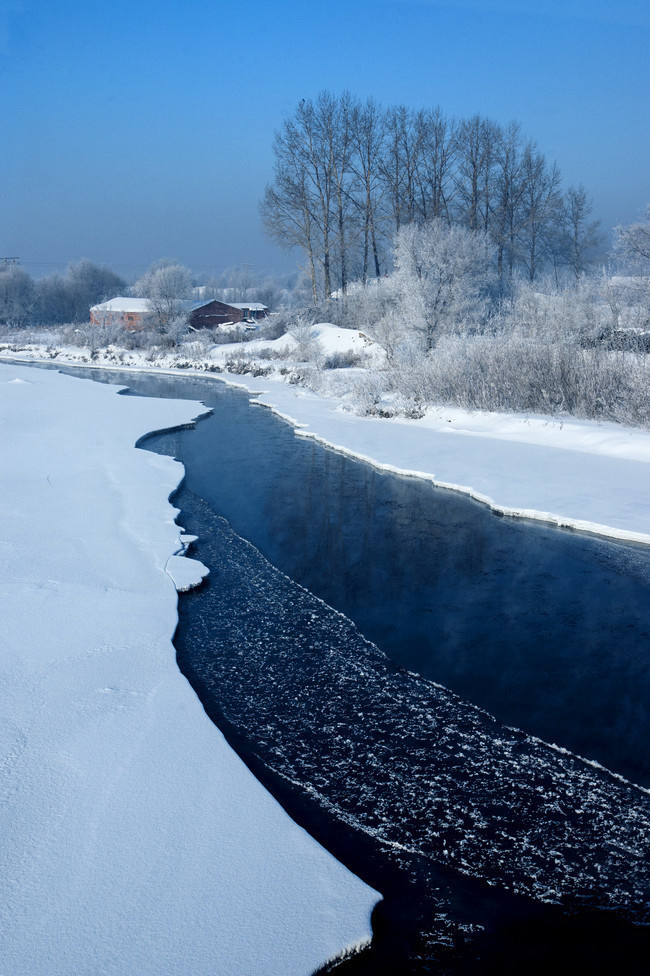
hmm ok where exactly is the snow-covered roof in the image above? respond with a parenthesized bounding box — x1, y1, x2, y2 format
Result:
(91, 297, 217, 314)
(90, 297, 151, 313)
(227, 302, 268, 311)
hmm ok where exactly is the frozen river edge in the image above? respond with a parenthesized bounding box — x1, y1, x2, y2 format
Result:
(0, 363, 377, 976)
(4, 350, 650, 547)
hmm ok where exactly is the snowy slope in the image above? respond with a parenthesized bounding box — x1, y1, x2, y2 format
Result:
(0, 364, 376, 976)
(209, 323, 378, 361)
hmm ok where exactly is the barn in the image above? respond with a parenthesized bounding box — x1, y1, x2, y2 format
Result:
(188, 300, 268, 329)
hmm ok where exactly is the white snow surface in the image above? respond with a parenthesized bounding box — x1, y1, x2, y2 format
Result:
(0, 364, 376, 976)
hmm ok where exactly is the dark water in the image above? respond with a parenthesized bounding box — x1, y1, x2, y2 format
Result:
(30, 364, 650, 972)
(164, 387, 650, 786)
(58, 366, 650, 786)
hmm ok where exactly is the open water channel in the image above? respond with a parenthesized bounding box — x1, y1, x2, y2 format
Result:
(36, 365, 650, 972)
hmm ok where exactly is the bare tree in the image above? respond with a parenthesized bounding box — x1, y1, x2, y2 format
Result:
(262, 94, 350, 301)
(517, 143, 562, 281)
(560, 185, 603, 278)
(414, 107, 457, 223)
(380, 105, 423, 234)
(260, 140, 321, 303)
(490, 122, 525, 280)
(349, 97, 386, 282)
(455, 115, 497, 232)
(261, 94, 602, 292)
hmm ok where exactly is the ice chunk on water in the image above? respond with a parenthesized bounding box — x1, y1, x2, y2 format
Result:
(165, 553, 209, 592)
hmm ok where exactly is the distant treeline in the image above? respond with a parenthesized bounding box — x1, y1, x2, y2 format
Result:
(0, 260, 127, 329)
(260, 91, 603, 301)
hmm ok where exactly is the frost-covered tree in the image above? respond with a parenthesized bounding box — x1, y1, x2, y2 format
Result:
(32, 260, 126, 325)
(349, 97, 387, 280)
(393, 220, 494, 350)
(262, 92, 601, 292)
(0, 266, 35, 328)
(517, 144, 562, 281)
(133, 262, 192, 331)
(560, 185, 603, 278)
(66, 259, 126, 316)
(615, 205, 650, 270)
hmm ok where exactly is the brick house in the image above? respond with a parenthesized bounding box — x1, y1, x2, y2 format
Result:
(89, 298, 151, 331)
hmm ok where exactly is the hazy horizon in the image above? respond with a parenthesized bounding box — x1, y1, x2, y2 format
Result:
(3, 0, 649, 281)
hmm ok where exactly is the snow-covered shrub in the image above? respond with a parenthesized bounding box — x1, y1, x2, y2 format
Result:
(258, 311, 292, 340)
(337, 276, 398, 332)
(351, 371, 391, 416)
(157, 315, 190, 348)
(390, 331, 650, 425)
(181, 329, 217, 361)
(248, 345, 292, 361)
(290, 317, 323, 362)
(322, 350, 365, 369)
(224, 359, 271, 377)
(60, 320, 125, 354)
(288, 366, 319, 386)
(365, 309, 409, 364)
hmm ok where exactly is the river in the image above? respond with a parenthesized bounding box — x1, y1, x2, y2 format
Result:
(28, 364, 650, 974)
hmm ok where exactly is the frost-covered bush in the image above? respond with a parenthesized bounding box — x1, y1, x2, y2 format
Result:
(224, 358, 272, 377)
(389, 331, 650, 425)
(210, 327, 249, 345)
(248, 345, 292, 361)
(157, 315, 190, 348)
(59, 320, 125, 353)
(290, 317, 323, 362)
(258, 311, 293, 340)
(336, 277, 398, 332)
(180, 333, 215, 361)
(351, 371, 391, 415)
(323, 350, 365, 369)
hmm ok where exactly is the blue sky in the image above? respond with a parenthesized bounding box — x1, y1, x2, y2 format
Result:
(2, 0, 649, 279)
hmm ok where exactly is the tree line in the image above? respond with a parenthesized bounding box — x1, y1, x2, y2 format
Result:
(0, 260, 127, 329)
(260, 91, 602, 301)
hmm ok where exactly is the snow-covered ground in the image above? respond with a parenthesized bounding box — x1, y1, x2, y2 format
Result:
(0, 363, 377, 976)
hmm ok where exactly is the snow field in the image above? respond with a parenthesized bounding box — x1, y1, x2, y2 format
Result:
(0, 364, 377, 976)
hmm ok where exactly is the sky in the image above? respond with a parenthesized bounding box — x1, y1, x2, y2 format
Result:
(1, 0, 649, 281)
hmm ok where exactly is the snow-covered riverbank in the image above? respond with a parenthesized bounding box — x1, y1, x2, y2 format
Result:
(234, 375, 650, 545)
(3, 330, 650, 545)
(0, 363, 376, 976)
